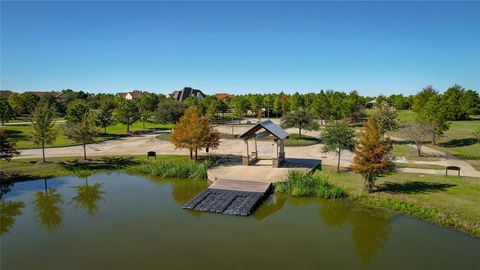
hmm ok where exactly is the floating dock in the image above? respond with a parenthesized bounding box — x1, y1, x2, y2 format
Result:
(182, 179, 272, 216)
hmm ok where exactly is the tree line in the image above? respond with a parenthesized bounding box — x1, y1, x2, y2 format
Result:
(1, 84, 478, 126)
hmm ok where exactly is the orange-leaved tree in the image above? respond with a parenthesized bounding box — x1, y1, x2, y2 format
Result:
(171, 106, 220, 160)
(352, 116, 393, 192)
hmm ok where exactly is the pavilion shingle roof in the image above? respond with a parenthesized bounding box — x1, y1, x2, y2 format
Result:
(239, 120, 289, 140)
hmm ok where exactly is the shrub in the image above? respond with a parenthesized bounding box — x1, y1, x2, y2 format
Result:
(275, 170, 347, 199)
(127, 159, 208, 179)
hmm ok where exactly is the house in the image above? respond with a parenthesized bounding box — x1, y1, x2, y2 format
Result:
(117, 90, 144, 100)
(214, 93, 233, 103)
(170, 87, 206, 102)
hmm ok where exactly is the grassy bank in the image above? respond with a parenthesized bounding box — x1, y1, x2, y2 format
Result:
(0, 155, 187, 181)
(0, 122, 173, 149)
(126, 159, 209, 179)
(320, 165, 480, 237)
(275, 170, 347, 199)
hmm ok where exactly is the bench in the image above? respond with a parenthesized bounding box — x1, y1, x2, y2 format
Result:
(445, 166, 461, 176)
(147, 151, 156, 159)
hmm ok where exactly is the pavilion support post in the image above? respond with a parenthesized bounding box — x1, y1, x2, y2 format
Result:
(253, 135, 258, 160)
(279, 139, 285, 162)
(272, 140, 280, 168)
(242, 139, 250, 166)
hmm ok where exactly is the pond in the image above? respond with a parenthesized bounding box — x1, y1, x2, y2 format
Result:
(1, 173, 479, 270)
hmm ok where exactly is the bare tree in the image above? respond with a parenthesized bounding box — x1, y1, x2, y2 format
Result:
(401, 122, 430, 157)
(473, 127, 480, 144)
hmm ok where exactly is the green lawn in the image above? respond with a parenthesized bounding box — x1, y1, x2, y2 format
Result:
(391, 119, 480, 170)
(394, 162, 446, 170)
(431, 120, 480, 170)
(392, 143, 440, 161)
(156, 132, 171, 141)
(320, 165, 480, 237)
(284, 133, 319, 147)
(1, 122, 173, 149)
(396, 110, 417, 123)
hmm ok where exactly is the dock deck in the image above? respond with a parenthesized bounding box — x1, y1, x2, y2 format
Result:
(209, 179, 271, 192)
(182, 179, 272, 216)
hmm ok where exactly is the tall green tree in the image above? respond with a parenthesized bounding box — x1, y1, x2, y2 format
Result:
(0, 97, 13, 125)
(288, 92, 304, 111)
(96, 100, 116, 134)
(204, 96, 223, 118)
(417, 95, 449, 145)
(322, 123, 356, 172)
(137, 93, 159, 128)
(230, 95, 248, 122)
(19, 92, 40, 114)
(116, 100, 140, 132)
(311, 91, 329, 125)
(373, 101, 399, 137)
(412, 86, 437, 112)
(460, 89, 480, 116)
(249, 94, 264, 120)
(0, 130, 19, 161)
(281, 108, 319, 138)
(7, 93, 23, 116)
(65, 112, 98, 160)
(154, 98, 187, 124)
(65, 103, 90, 123)
(442, 85, 468, 120)
(31, 101, 57, 163)
(262, 94, 274, 119)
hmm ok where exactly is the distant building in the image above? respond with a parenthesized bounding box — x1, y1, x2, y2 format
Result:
(170, 87, 206, 102)
(117, 90, 144, 100)
(214, 93, 233, 103)
(366, 99, 377, 109)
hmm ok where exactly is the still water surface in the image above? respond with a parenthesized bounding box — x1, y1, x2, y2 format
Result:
(1, 173, 479, 270)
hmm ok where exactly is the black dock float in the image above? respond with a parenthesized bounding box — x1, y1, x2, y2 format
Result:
(182, 179, 272, 216)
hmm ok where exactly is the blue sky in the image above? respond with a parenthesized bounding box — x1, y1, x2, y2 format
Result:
(1, 1, 479, 96)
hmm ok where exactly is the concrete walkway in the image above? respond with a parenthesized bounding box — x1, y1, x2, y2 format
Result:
(14, 121, 480, 178)
(390, 136, 480, 178)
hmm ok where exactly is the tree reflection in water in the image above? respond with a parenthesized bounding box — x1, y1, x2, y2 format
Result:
(318, 200, 392, 264)
(33, 178, 64, 231)
(71, 176, 105, 216)
(0, 200, 25, 235)
(170, 179, 208, 217)
(1, 178, 25, 236)
(253, 194, 287, 221)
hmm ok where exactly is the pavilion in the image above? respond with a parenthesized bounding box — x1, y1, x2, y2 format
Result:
(238, 120, 289, 168)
